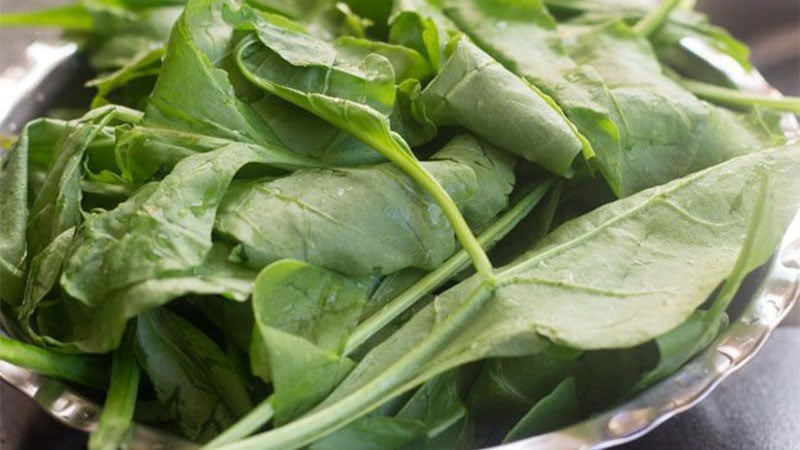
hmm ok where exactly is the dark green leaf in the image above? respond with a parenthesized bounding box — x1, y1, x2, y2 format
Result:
(503, 377, 580, 442)
(136, 308, 253, 443)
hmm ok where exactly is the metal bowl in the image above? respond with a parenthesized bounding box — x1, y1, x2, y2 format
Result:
(1, 40, 798, 450)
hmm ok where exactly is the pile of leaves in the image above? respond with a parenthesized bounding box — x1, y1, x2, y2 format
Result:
(1, 0, 799, 449)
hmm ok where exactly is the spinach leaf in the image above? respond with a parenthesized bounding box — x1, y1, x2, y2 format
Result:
(136, 308, 253, 443)
(56, 135, 304, 352)
(563, 22, 783, 195)
(421, 36, 589, 176)
(394, 371, 468, 448)
(440, 1, 783, 197)
(142, 0, 276, 144)
(310, 371, 467, 450)
(143, 0, 384, 166)
(61, 142, 291, 308)
(634, 172, 779, 391)
(0, 124, 30, 304)
(250, 259, 375, 424)
(115, 124, 322, 185)
(87, 47, 165, 109)
(309, 417, 427, 450)
(3, 107, 134, 308)
(468, 350, 582, 423)
(503, 377, 580, 443)
(335, 36, 434, 83)
(215, 134, 514, 276)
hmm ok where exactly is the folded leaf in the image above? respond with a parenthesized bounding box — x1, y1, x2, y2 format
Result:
(422, 36, 588, 176)
(250, 260, 375, 423)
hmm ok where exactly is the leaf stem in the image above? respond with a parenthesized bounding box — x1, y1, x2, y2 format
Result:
(633, 0, 682, 37)
(0, 335, 108, 388)
(344, 180, 555, 355)
(383, 146, 496, 280)
(205, 396, 275, 448)
(88, 328, 140, 450)
(214, 283, 495, 450)
(680, 78, 800, 114)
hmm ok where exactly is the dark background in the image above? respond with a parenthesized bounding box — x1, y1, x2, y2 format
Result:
(0, 1, 798, 449)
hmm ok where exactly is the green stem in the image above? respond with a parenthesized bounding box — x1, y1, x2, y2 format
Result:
(0, 335, 108, 388)
(632, 0, 682, 37)
(215, 283, 495, 450)
(344, 180, 555, 355)
(88, 328, 140, 450)
(204, 396, 275, 448)
(681, 78, 800, 114)
(382, 148, 495, 280)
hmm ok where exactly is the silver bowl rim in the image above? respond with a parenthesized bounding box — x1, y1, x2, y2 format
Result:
(0, 38, 798, 450)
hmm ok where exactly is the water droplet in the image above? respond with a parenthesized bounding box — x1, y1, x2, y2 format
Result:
(336, 188, 345, 196)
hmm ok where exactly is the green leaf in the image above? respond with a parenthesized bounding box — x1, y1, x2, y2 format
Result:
(87, 46, 165, 109)
(503, 377, 580, 442)
(564, 22, 782, 196)
(310, 372, 467, 450)
(61, 143, 287, 308)
(215, 134, 514, 276)
(143, 0, 278, 144)
(421, 36, 587, 176)
(136, 308, 253, 443)
(0, 126, 30, 304)
(335, 36, 434, 83)
(395, 371, 466, 444)
(309, 416, 427, 450)
(468, 350, 581, 422)
(251, 260, 375, 423)
(634, 171, 779, 391)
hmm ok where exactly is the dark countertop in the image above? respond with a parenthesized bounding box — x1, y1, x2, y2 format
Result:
(1, 1, 798, 449)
